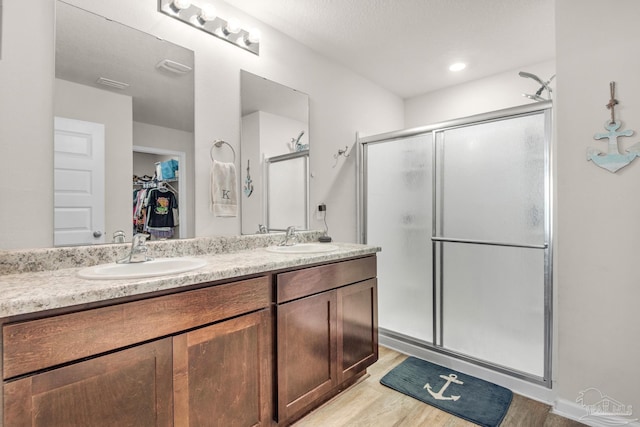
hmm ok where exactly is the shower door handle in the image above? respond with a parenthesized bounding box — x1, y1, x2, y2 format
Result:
(431, 236, 547, 250)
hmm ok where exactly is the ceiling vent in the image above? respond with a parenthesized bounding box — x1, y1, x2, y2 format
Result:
(96, 77, 130, 90)
(156, 59, 193, 74)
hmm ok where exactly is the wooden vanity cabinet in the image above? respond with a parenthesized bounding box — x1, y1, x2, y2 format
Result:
(4, 338, 173, 427)
(2, 276, 272, 427)
(275, 256, 378, 424)
(277, 290, 338, 421)
(1, 253, 378, 427)
(173, 308, 272, 427)
(337, 278, 378, 383)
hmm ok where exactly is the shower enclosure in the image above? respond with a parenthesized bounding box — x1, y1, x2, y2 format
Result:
(358, 102, 552, 386)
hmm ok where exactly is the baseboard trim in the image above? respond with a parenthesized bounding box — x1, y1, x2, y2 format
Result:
(379, 333, 555, 404)
(379, 332, 640, 427)
(553, 398, 640, 427)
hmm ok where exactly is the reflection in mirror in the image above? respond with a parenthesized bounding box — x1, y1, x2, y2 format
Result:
(54, 1, 195, 246)
(0, 1, 3, 60)
(266, 151, 309, 231)
(240, 70, 310, 234)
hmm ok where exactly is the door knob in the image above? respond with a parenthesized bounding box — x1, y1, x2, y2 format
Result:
(93, 231, 103, 238)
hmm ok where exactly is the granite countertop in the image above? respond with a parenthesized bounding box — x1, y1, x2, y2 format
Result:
(0, 242, 379, 319)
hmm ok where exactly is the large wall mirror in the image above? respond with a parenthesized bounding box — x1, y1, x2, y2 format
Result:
(54, 1, 195, 246)
(240, 70, 310, 234)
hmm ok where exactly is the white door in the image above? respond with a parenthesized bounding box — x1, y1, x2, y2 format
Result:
(54, 117, 105, 246)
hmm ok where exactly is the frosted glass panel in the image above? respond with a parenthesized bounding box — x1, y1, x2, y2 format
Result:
(440, 113, 546, 245)
(366, 134, 433, 342)
(441, 243, 545, 376)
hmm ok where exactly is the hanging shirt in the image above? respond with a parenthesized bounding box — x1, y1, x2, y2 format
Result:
(145, 188, 178, 228)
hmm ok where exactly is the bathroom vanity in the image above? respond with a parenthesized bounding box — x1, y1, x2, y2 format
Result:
(0, 236, 378, 426)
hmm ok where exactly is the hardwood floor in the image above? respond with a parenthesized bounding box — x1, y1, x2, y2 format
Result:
(293, 346, 585, 427)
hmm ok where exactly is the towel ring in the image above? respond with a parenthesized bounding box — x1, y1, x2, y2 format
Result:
(210, 140, 236, 163)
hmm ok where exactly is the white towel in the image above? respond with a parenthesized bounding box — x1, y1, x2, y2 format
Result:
(210, 160, 238, 217)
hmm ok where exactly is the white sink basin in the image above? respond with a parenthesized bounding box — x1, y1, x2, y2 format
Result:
(78, 257, 207, 280)
(265, 243, 339, 254)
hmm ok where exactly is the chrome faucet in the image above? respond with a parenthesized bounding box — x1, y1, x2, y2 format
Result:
(279, 226, 298, 246)
(112, 230, 126, 244)
(117, 233, 153, 264)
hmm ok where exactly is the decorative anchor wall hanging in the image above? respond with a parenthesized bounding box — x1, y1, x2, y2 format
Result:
(587, 81, 640, 173)
(244, 159, 254, 197)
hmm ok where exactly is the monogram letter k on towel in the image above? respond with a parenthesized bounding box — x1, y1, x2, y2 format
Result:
(210, 160, 238, 217)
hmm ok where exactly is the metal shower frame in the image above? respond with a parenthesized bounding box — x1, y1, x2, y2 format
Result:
(356, 101, 553, 387)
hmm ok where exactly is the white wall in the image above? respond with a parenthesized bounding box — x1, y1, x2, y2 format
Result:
(54, 78, 133, 241)
(0, 0, 54, 249)
(555, 0, 640, 421)
(404, 60, 555, 128)
(259, 111, 307, 158)
(0, 0, 403, 249)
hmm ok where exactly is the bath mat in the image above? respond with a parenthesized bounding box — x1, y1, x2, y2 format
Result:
(380, 357, 512, 427)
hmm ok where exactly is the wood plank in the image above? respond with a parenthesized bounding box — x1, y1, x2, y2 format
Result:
(174, 309, 272, 426)
(277, 256, 376, 303)
(277, 291, 337, 421)
(337, 278, 378, 382)
(293, 346, 587, 427)
(4, 338, 173, 427)
(3, 276, 270, 379)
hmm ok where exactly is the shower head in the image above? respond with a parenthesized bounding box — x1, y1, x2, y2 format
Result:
(522, 93, 547, 102)
(519, 71, 555, 101)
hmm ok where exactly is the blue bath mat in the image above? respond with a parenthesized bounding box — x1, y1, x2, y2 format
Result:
(380, 357, 512, 426)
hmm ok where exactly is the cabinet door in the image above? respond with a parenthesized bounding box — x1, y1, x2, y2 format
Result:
(338, 279, 378, 383)
(4, 338, 172, 427)
(173, 309, 272, 427)
(277, 291, 337, 421)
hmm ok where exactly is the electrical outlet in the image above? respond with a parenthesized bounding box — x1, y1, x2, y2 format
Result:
(316, 203, 326, 220)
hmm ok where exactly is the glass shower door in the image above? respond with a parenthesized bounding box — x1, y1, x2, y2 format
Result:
(434, 112, 549, 378)
(366, 134, 433, 343)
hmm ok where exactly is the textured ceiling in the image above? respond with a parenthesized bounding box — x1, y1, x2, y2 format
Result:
(56, 2, 195, 132)
(222, 0, 556, 99)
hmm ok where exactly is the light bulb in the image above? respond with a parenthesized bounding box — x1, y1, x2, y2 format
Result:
(193, 4, 216, 26)
(173, 0, 191, 10)
(199, 5, 216, 22)
(224, 18, 241, 35)
(168, 0, 191, 14)
(246, 28, 261, 44)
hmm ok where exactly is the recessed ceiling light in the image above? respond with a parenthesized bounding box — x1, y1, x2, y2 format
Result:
(449, 62, 467, 72)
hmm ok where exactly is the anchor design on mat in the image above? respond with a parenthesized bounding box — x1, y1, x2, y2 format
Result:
(424, 373, 464, 401)
(587, 81, 640, 173)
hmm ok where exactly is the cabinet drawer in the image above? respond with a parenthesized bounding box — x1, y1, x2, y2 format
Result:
(3, 276, 270, 379)
(276, 256, 376, 303)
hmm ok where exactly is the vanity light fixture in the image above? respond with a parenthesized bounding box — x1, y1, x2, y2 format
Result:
(158, 0, 260, 56)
